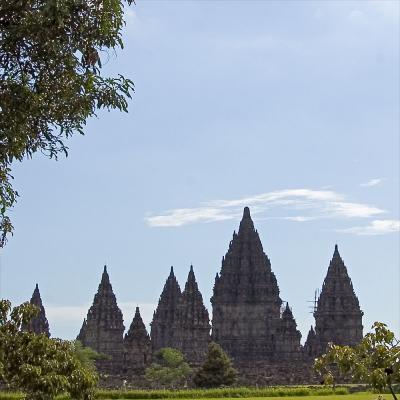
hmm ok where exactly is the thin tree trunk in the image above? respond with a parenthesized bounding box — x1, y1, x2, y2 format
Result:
(388, 381, 397, 400)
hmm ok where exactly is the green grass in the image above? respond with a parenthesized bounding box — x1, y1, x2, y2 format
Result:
(0, 389, 395, 400)
(159, 395, 389, 400)
(95, 387, 349, 399)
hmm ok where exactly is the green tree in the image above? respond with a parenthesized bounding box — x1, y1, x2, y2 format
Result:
(0, 299, 98, 400)
(0, 0, 135, 246)
(314, 322, 400, 400)
(72, 340, 102, 372)
(194, 342, 237, 388)
(145, 348, 192, 389)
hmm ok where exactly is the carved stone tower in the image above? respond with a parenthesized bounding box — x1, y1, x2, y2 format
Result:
(305, 245, 363, 356)
(124, 306, 151, 375)
(275, 303, 302, 361)
(303, 326, 318, 358)
(150, 267, 181, 352)
(77, 266, 125, 374)
(174, 265, 211, 364)
(23, 284, 50, 337)
(211, 207, 301, 365)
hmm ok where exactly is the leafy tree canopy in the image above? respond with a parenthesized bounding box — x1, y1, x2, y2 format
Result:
(0, 0, 134, 246)
(145, 348, 192, 389)
(314, 322, 400, 400)
(0, 299, 98, 400)
(194, 342, 237, 388)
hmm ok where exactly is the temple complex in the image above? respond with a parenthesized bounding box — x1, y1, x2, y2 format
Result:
(24, 207, 364, 384)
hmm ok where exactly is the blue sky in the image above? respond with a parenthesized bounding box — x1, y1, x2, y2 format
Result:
(1, 0, 399, 341)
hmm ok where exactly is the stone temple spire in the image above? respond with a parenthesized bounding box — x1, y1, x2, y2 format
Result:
(23, 284, 50, 337)
(77, 265, 125, 374)
(174, 265, 211, 364)
(275, 303, 302, 361)
(211, 207, 287, 365)
(306, 245, 363, 356)
(124, 306, 151, 375)
(303, 326, 318, 358)
(150, 266, 182, 352)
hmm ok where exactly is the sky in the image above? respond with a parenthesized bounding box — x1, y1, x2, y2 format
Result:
(1, 0, 399, 342)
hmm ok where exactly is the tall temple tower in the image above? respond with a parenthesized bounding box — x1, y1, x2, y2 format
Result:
(23, 284, 50, 337)
(77, 266, 125, 374)
(174, 265, 211, 364)
(211, 207, 301, 365)
(150, 267, 181, 352)
(124, 306, 151, 375)
(304, 245, 363, 357)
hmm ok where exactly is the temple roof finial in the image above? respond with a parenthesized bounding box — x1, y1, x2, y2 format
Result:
(333, 244, 340, 257)
(243, 206, 251, 218)
(186, 265, 197, 289)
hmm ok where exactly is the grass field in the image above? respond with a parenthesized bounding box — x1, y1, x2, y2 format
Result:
(0, 389, 395, 400)
(168, 395, 386, 400)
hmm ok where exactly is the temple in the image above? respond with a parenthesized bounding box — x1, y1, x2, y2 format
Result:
(211, 207, 302, 366)
(150, 266, 182, 352)
(22, 284, 50, 337)
(304, 245, 363, 357)
(173, 265, 211, 364)
(124, 306, 151, 376)
(77, 265, 125, 374)
(24, 207, 364, 384)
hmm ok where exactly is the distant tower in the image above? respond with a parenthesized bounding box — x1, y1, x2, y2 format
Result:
(303, 326, 318, 358)
(150, 266, 181, 352)
(23, 284, 50, 337)
(305, 245, 363, 356)
(174, 265, 211, 364)
(77, 266, 125, 374)
(124, 306, 151, 375)
(276, 303, 302, 361)
(211, 207, 301, 365)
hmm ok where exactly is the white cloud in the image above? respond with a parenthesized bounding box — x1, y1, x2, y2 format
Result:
(147, 207, 237, 227)
(338, 219, 400, 236)
(348, 9, 369, 25)
(146, 188, 386, 228)
(327, 201, 384, 218)
(360, 178, 382, 187)
(284, 216, 317, 222)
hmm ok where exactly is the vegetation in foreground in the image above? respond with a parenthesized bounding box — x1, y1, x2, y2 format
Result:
(315, 323, 400, 400)
(193, 342, 237, 388)
(0, 386, 351, 400)
(2, 389, 399, 400)
(0, 300, 98, 400)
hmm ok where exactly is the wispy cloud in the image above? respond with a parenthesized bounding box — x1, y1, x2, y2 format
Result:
(360, 178, 382, 187)
(146, 188, 385, 228)
(338, 220, 400, 236)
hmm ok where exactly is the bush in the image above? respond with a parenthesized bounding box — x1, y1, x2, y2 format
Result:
(194, 342, 237, 388)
